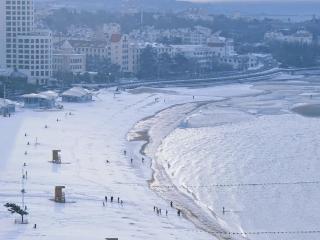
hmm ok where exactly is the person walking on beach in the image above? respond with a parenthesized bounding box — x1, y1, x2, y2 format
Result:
(117, 197, 120, 203)
(130, 158, 133, 164)
(124, 150, 127, 155)
(177, 209, 181, 217)
(222, 207, 225, 215)
(166, 210, 168, 216)
(170, 201, 173, 208)
(103, 201, 105, 207)
(154, 206, 156, 212)
(142, 157, 144, 163)
(111, 196, 114, 203)
(105, 196, 107, 202)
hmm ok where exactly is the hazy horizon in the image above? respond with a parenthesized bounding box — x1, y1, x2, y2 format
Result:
(185, 0, 320, 2)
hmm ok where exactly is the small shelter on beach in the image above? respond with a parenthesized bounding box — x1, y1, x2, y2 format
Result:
(54, 186, 66, 203)
(61, 87, 92, 102)
(21, 91, 58, 108)
(52, 150, 62, 164)
(0, 98, 16, 116)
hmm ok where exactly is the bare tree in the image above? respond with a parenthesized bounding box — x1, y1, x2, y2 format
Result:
(4, 203, 29, 223)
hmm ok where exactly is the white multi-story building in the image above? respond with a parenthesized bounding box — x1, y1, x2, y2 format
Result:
(16, 30, 52, 84)
(69, 40, 110, 59)
(110, 34, 131, 73)
(218, 54, 259, 70)
(58, 35, 131, 73)
(129, 26, 213, 45)
(127, 43, 215, 74)
(1, 0, 53, 85)
(172, 44, 215, 70)
(53, 40, 86, 74)
(207, 35, 235, 57)
(0, 0, 6, 68)
(5, 0, 35, 69)
(264, 30, 313, 45)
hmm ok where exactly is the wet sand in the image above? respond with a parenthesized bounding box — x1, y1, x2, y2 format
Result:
(292, 104, 320, 117)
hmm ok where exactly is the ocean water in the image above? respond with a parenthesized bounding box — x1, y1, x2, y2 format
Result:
(154, 80, 320, 239)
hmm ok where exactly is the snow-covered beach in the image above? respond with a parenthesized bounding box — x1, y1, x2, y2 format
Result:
(0, 87, 218, 240)
(1, 84, 256, 240)
(1, 77, 320, 240)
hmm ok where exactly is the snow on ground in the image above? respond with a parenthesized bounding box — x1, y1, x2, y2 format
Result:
(0, 84, 262, 240)
(0, 90, 204, 240)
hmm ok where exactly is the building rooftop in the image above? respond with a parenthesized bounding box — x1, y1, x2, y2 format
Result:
(111, 34, 122, 43)
(69, 40, 109, 49)
(21, 91, 58, 100)
(62, 87, 92, 98)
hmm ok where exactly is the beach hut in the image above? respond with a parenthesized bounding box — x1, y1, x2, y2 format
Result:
(52, 150, 62, 164)
(62, 87, 92, 103)
(0, 98, 16, 116)
(21, 91, 58, 109)
(54, 186, 66, 203)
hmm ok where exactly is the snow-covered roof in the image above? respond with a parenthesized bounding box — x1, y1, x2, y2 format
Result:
(21, 93, 50, 100)
(0, 98, 15, 107)
(21, 91, 58, 100)
(62, 87, 91, 98)
(41, 91, 59, 99)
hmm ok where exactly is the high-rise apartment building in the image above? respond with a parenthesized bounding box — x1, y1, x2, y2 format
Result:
(0, 0, 6, 68)
(1, 0, 53, 85)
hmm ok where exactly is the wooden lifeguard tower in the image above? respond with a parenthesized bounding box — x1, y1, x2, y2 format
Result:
(54, 186, 65, 203)
(52, 150, 61, 164)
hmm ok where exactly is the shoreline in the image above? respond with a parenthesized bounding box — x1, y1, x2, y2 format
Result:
(128, 101, 245, 240)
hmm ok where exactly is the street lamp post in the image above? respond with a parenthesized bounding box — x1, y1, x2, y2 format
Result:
(21, 164, 26, 210)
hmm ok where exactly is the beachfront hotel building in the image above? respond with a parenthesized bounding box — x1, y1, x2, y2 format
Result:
(0, 0, 53, 85)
